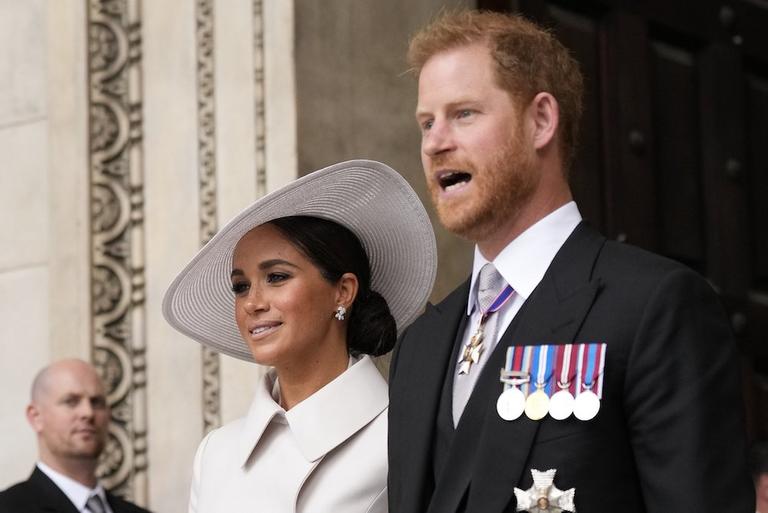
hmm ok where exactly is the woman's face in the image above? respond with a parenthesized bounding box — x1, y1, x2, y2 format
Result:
(231, 223, 348, 370)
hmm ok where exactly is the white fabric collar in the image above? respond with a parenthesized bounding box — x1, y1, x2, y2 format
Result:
(36, 462, 108, 512)
(237, 355, 388, 465)
(467, 201, 582, 315)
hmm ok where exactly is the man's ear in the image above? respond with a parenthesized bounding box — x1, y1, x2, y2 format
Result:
(27, 403, 43, 433)
(336, 273, 360, 310)
(528, 92, 559, 151)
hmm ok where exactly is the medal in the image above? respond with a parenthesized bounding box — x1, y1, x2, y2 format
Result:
(497, 386, 526, 421)
(549, 344, 576, 420)
(573, 342, 606, 422)
(573, 389, 600, 421)
(525, 345, 553, 420)
(525, 389, 549, 420)
(549, 388, 575, 421)
(497, 347, 529, 421)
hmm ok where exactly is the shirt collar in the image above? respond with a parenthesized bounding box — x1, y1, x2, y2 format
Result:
(36, 462, 107, 512)
(467, 201, 582, 315)
(237, 355, 388, 466)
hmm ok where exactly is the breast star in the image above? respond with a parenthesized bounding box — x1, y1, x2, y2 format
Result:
(514, 468, 576, 512)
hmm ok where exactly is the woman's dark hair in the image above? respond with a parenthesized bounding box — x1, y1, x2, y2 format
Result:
(268, 216, 397, 356)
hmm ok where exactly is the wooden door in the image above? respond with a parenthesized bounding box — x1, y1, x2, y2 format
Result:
(479, 0, 768, 439)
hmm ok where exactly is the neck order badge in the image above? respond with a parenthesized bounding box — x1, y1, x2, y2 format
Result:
(458, 265, 514, 375)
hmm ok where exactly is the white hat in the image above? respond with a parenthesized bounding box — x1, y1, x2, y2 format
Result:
(162, 160, 437, 362)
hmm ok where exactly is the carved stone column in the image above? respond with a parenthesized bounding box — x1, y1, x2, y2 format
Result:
(87, 0, 148, 502)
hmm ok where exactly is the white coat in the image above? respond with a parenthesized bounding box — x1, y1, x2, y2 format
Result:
(189, 355, 388, 513)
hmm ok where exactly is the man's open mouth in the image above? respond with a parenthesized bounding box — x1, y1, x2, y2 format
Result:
(438, 171, 472, 192)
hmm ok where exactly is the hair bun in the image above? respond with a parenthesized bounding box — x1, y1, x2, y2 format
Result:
(347, 289, 397, 357)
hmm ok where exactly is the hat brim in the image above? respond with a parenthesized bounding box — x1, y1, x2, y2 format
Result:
(162, 160, 437, 362)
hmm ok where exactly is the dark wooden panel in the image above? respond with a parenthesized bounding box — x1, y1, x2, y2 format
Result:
(698, 43, 750, 296)
(600, 11, 657, 248)
(746, 72, 768, 286)
(648, 39, 704, 271)
(546, 4, 605, 229)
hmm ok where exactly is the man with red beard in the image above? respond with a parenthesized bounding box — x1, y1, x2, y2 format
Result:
(388, 10, 753, 513)
(0, 359, 151, 513)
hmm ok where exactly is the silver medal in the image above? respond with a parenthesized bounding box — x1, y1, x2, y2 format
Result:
(548, 389, 575, 420)
(573, 389, 600, 420)
(497, 387, 526, 421)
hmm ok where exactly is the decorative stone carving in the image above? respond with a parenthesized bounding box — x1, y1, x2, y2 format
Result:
(253, 0, 267, 195)
(196, 0, 222, 435)
(87, 0, 148, 503)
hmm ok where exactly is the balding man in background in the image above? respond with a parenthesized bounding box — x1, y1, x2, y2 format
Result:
(0, 359, 151, 513)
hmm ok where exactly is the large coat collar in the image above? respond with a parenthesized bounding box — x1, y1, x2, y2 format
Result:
(238, 355, 388, 466)
(397, 222, 606, 513)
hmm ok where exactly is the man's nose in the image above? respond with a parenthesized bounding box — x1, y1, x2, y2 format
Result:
(422, 120, 455, 157)
(77, 399, 95, 418)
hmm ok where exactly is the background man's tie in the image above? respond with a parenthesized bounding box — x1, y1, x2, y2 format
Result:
(86, 494, 107, 513)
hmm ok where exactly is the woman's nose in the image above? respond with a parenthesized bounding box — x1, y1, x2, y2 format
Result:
(243, 290, 267, 314)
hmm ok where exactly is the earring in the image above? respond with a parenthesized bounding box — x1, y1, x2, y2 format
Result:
(334, 305, 346, 321)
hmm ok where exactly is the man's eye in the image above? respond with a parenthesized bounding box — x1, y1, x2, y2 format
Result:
(91, 397, 108, 410)
(457, 109, 472, 118)
(63, 397, 79, 407)
(421, 119, 434, 131)
(231, 282, 249, 295)
(266, 273, 289, 284)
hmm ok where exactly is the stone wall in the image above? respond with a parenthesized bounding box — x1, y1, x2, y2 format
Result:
(0, 0, 470, 509)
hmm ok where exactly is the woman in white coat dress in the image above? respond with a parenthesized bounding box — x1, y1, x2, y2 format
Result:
(162, 160, 436, 513)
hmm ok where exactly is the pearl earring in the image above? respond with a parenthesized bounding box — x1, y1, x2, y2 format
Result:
(334, 305, 346, 321)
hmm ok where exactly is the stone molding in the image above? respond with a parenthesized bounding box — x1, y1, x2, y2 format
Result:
(253, 0, 267, 195)
(196, 0, 223, 435)
(87, 0, 148, 501)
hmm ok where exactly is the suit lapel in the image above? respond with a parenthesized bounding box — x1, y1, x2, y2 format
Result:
(393, 280, 469, 513)
(428, 223, 606, 513)
(28, 467, 82, 513)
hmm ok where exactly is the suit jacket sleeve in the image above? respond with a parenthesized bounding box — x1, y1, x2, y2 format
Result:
(624, 267, 752, 511)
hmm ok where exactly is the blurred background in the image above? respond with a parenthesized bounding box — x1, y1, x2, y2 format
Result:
(0, 0, 765, 510)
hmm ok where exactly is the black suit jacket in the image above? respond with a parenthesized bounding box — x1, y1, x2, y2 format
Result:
(0, 467, 152, 513)
(389, 223, 754, 513)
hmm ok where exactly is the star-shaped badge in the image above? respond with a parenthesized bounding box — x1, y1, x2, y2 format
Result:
(514, 468, 575, 512)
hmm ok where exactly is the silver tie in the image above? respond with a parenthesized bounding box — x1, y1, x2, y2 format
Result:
(476, 263, 506, 314)
(86, 494, 107, 513)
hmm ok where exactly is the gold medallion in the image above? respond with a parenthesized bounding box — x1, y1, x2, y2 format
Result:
(524, 388, 550, 420)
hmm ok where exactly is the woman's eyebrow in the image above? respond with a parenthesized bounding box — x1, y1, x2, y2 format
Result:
(258, 259, 299, 270)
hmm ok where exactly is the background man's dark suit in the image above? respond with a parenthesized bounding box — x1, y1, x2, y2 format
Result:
(389, 222, 754, 512)
(0, 467, 150, 513)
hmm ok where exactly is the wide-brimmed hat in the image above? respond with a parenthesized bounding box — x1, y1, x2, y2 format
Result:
(162, 159, 437, 362)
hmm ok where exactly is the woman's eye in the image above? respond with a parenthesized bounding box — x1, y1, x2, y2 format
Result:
(231, 282, 249, 295)
(266, 272, 289, 284)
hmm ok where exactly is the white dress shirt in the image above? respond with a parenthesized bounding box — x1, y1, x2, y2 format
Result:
(36, 462, 113, 513)
(452, 201, 582, 425)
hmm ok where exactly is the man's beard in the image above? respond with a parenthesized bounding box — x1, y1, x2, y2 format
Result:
(428, 133, 538, 243)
